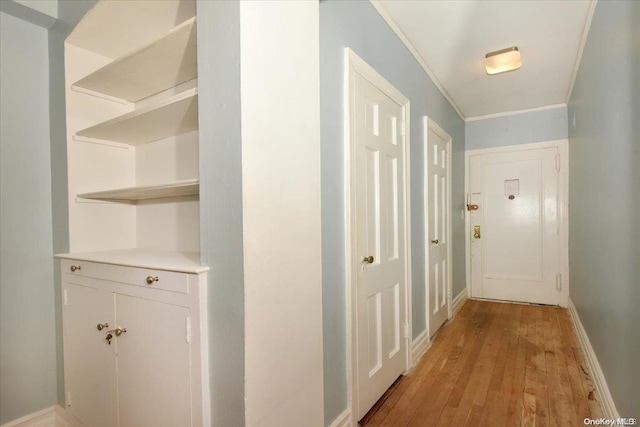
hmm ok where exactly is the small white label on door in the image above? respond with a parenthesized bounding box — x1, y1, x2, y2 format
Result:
(504, 179, 520, 195)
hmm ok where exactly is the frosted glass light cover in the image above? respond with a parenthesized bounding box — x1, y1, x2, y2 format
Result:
(484, 47, 522, 75)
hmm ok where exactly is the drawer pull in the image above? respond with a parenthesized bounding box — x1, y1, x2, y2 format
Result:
(70, 265, 81, 272)
(146, 276, 159, 285)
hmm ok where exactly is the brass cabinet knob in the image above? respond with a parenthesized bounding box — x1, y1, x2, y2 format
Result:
(431, 239, 439, 244)
(146, 276, 159, 285)
(96, 323, 109, 331)
(363, 256, 374, 264)
(70, 265, 81, 272)
(107, 328, 127, 336)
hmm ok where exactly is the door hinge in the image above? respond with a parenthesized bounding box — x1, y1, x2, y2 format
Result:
(401, 122, 406, 136)
(185, 317, 191, 344)
(403, 322, 409, 339)
(556, 273, 562, 292)
(555, 154, 561, 172)
(63, 288, 68, 305)
(67, 391, 71, 407)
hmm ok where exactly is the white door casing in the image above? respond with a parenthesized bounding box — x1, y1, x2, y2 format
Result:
(466, 141, 569, 306)
(424, 117, 452, 337)
(345, 48, 412, 421)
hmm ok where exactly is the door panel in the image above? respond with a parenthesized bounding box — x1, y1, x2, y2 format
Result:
(115, 295, 191, 427)
(64, 284, 117, 427)
(426, 124, 450, 337)
(469, 147, 559, 305)
(354, 72, 407, 419)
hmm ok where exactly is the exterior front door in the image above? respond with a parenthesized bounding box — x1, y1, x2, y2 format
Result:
(469, 146, 561, 305)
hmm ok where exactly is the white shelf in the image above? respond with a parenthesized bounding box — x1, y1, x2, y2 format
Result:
(56, 248, 209, 274)
(72, 17, 197, 102)
(77, 179, 198, 201)
(75, 89, 198, 145)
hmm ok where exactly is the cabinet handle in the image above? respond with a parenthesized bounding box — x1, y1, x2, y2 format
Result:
(107, 328, 127, 337)
(146, 276, 159, 285)
(70, 265, 81, 272)
(97, 323, 109, 331)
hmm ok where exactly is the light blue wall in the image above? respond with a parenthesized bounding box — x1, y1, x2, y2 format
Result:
(465, 105, 568, 151)
(567, 0, 639, 416)
(0, 11, 56, 424)
(320, 1, 466, 423)
(197, 1, 246, 425)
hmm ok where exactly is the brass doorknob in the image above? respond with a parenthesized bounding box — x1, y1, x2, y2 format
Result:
(96, 323, 109, 331)
(363, 256, 374, 264)
(146, 276, 159, 285)
(70, 265, 81, 272)
(431, 239, 439, 244)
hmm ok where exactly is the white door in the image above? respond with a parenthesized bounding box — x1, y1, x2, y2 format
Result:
(63, 284, 117, 427)
(425, 119, 451, 336)
(353, 70, 407, 419)
(469, 147, 560, 305)
(116, 295, 191, 427)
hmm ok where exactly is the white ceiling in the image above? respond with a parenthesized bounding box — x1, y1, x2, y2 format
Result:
(375, 0, 595, 119)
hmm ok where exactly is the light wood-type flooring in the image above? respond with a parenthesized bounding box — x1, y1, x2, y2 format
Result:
(361, 299, 603, 426)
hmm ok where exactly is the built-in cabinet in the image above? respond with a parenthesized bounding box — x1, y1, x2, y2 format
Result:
(57, 1, 208, 425)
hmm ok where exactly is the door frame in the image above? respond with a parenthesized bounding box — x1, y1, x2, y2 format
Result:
(423, 117, 453, 337)
(344, 48, 412, 422)
(464, 139, 569, 307)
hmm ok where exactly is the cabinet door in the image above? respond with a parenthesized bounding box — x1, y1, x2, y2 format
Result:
(115, 295, 192, 427)
(64, 284, 117, 427)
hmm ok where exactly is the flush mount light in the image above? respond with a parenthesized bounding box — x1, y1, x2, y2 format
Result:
(484, 46, 521, 75)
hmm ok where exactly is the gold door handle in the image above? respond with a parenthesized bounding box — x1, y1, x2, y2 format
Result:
(70, 265, 81, 272)
(146, 276, 159, 285)
(473, 225, 481, 239)
(431, 239, 439, 244)
(363, 256, 374, 264)
(96, 323, 109, 331)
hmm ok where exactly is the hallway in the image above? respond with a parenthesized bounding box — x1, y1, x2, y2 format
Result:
(361, 300, 603, 426)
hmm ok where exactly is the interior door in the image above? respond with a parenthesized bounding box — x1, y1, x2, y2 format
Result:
(426, 121, 450, 336)
(353, 71, 407, 419)
(469, 147, 560, 305)
(115, 295, 191, 427)
(63, 284, 117, 427)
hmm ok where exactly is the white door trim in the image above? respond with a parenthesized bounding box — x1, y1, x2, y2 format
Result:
(464, 139, 569, 307)
(423, 117, 453, 336)
(344, 48, 412, 424)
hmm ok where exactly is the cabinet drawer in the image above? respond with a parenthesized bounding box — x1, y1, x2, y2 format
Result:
(62, 259, 189, 294)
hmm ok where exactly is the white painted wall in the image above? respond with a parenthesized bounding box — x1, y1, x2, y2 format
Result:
(240, 1, 324, 425)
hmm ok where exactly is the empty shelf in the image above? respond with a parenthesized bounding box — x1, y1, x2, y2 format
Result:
(75, 89, 198, 145)
(77, 179, 199, 201)
(72, 17, 197, 102)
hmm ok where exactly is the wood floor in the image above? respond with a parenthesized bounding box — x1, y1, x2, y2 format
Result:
(360, 299, 603, 426)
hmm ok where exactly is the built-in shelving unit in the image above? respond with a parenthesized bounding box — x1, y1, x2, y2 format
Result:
(64, 0, 201, 255)
(77, 179, 199, 201)
(72, 17, 197, 102)
(75, 88, 198, 145)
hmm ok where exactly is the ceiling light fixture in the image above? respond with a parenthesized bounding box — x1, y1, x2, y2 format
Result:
(484, 46, 521, 75)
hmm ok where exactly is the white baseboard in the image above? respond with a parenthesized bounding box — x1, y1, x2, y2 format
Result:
(451, 288, 468, 317)
(1, 406, 56, 427)
(328, 407, 352, 427)
(0, 406, 80, 427)
(567, 299, 619, 419)
(411, 329, 431, 367)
